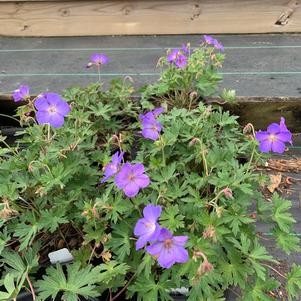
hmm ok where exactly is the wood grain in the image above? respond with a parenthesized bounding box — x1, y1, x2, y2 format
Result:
(0, 0, 300, 36)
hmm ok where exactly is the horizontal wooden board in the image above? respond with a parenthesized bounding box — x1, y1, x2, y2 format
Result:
(0, 0, 300, 36)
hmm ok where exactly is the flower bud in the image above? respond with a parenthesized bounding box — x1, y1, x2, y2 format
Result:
(202, 225, 216, 241)
(222, 187, 233, 199)
(200, 260, 213, 274)
(243, 123, 253, 134)
(189, 137, 199, 146)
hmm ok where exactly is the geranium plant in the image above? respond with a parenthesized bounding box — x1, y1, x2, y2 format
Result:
(1, 37, 301, 301)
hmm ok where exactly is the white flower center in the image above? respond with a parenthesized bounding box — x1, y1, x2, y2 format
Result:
(145, 222, 155, 230)
(48, 106, 57, 114)
(268, 134, 277, 142)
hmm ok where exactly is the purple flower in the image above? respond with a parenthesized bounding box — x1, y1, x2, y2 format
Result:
(146, 228, 189, 269)
(152, 107, 165, 117)
(139, 108, 164, 141)
(139, 107, 164, 121)
(203, 35, 224, 51)
(13, 85, 30, 102)
(115, 163, 150, 197)
(279, 117, 293, 145)
(213, 39, 224, 51)
(255, 121, 292, 153)
(175, 54, 187, 68)
(134, 204, 161, 250)
(34, 93, 70, 128)
(181, 43, 190, 55)
(101, 151, 124, 183)
(203, 35, 214, 45)
(167, 49, 180, 63)
(141, 112, 162, 141)
(86, 53, 109, 68)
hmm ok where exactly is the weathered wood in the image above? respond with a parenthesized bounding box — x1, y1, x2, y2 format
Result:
(0, 0, 300, 37)
(224, 100, 301, 132)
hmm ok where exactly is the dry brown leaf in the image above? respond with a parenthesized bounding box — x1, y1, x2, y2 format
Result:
(267, 173, 282, 193)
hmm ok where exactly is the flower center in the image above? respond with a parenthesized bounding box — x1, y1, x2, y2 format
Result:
(268, 134, 277, 142)
(145, 222, 155, 229)
(48, 106, 57, 114)
(110, 164, 117, 171)
(127, 172, 136, 182)
(163, 238, 173, 249)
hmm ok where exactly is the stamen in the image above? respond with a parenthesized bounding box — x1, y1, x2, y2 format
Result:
(164, 238, 173, 249)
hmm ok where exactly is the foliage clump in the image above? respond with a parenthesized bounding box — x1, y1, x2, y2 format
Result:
(0, 37, 300, 301)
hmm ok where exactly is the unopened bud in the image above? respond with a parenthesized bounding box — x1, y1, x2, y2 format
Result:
(82, 210, 89, 217)
(202, 225, 216, 241)
(250, 212, 257, 219)
(28, 163, 34, 173)
(199, 260, 213, 274)
(222, 187, 233, 199)
(189, 137, 199, 146)
(243, 123, 253, 134)
(92, 206, 99, 219)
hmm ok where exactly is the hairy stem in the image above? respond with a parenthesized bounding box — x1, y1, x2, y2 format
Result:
(112, 273, 136, 301)
(25, 273, 36, 301)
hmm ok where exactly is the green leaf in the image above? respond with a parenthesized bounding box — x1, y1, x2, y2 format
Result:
(137, 253, 153, 279)
(242, 278, 279, 301)
(0, 274, 16, 300)
(106, 223, 131, 261)
(3, 274, 15, 295)
(273, 227, 301, 255)
(36, 262, 100, 301)
(160, 205, 185, 232)
(39, 209, 68, 233)
(272, 193, 295, 233)
(13, 223, 38, 251)
(1, 250, 25, 275)
(128, 274, 173, 301)
(98, 261, 129, 284)
(286, 264, 301, 301)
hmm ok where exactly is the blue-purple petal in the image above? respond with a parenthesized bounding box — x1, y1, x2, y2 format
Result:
(267, 123, 280, 134)
(271, 141, 286, 153)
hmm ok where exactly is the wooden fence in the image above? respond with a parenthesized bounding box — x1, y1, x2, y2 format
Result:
(0, 0, 300, 37)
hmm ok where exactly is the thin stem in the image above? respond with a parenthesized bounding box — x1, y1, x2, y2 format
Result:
(47, 123, 51, 142)
(261, 262, 285, 279)
(112, 273, 136, 301)
(201, 147, 208, 176)
(246, 142, 257, 174)
(109, 288, 113, 301)
(160, 136, 165, 166)
(245, 122, 257, 174)
(0, 113, 20, 124)
(58, 228, 69, 249)
(97, 65, 101, 82)
(0, 139, 18, 155)
(88, 243, 97, 264)
(25, 273, 36, 301)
